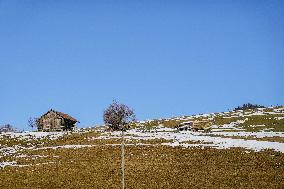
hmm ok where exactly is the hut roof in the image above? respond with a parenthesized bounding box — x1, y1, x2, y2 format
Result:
(41, 109, 78, 123)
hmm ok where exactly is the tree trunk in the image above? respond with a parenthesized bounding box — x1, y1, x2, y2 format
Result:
(121, 129, 125, 189)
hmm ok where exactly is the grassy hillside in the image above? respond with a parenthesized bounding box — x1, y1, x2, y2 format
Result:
(0, 106, 283, 188)
(0, 145, 283, 188)
(134, 106, 284, 132)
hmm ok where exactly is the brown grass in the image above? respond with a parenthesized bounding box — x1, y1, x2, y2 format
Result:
(204, 134, 284, 143)
(0, 145, 283, 189)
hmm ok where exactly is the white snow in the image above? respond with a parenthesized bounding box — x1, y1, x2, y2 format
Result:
(204, 131, 284, 138)
(0, 161, 17, 168)
(0, 131, 65, 140)
(0, 161, 29, 168)
(98, 128, 284, 152)
(0, 146, 22, 157)
(0, 161, 56, 169)
(34, 144, 97, 150)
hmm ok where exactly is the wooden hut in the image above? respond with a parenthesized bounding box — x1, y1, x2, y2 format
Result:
(176, 121, 194, 131)
(37, 109, 78, 131)
(191, 121, 212, 132)
(176, 121, 212, 132)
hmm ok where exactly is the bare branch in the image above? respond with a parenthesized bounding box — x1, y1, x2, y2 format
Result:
(103, 100, 136, 131)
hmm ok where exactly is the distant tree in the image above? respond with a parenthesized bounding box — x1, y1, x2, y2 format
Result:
(234, 103, 266, 111)
(28, 117, 39, 130)
(103, 100, 136, 131)
(0, 124, 16, 133)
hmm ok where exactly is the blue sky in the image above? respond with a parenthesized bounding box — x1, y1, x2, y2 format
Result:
(0, 0, 283, 130)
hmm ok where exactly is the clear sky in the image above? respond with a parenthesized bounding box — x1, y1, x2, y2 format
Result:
(0, 0, 283, 130)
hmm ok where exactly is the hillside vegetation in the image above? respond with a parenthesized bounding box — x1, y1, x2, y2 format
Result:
(0, 106, 283, 188)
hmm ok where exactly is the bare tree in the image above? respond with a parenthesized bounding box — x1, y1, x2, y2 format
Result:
(28, 117, 38, 130)
(103, 100, 136, 131)
(103, 100, 136, 189)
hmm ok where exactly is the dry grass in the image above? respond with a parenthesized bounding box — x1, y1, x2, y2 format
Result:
(237, 115, 284, 132)
(204, 134, 284, 143)
(127, 138, 174, 145)
(0, 145, 283, 189)
(1, 115, 284, 189)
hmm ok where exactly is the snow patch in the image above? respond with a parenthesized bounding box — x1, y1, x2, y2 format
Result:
(99, 129, 284, 152)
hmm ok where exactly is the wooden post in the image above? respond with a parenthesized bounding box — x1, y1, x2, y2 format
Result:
(121, 129, 125, 189)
